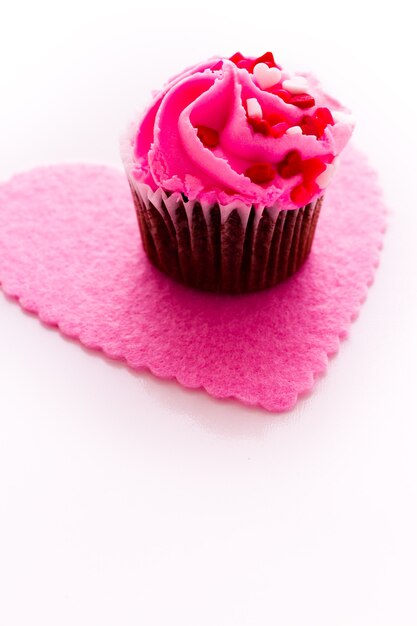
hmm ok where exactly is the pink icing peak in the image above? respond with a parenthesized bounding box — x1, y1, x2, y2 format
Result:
(129, 52, 355, 208)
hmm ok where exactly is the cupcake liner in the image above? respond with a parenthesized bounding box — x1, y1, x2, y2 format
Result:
(128, 176, 322, 293)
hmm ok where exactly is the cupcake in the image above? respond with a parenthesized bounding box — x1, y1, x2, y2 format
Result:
(121, 51, 355, 293)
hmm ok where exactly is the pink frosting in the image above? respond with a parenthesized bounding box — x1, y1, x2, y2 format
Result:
(130, 53, 355, 208)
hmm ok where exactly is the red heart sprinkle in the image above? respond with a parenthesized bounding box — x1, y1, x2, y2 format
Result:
(253, 51, 277, 68)
(277, 150, 303, 179)
(300, 109, 333, 138)
(302, 158, 327, 183)
(248, 117, 271, 136)
(314, 107, 334, 125)
(229, 52, 244, 65)
(299, 115, 321, 137)
(196, 126, 220, 149)
(270, 122, 289, 138)
(308, 181, 320, 195)
(273, 89, 292, 103)
(290, 184, 315, 206)
(237, 59, 254, 71)
(245, 162, 276, 184)
(289, 94, 316, 109)
(266, 112, 286, 126)
(229, 52, 255, 72)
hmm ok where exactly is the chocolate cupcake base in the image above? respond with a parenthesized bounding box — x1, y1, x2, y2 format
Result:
(129, 181, 322, 294)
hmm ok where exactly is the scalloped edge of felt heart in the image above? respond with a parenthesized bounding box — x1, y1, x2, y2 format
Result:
(0, 233, 386, 413)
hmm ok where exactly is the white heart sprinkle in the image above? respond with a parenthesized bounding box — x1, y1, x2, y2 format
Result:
(253, 62, 282, 90)
(316, 164, 336, 188)
(282, 76, 308, 95)
(286, 126, 303, 135)
(246, 97, 263, 119)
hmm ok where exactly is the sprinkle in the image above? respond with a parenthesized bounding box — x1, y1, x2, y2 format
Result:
(265, 112, 286, 126)
(229, 52, 244, 65)
(231, 52, 280, 74)
(277, 150, 303, 179)
(302, 158, 327, 184)
(245, 162, 276, 184)
(246, 97, 263, 119)
(196, 126, 220, 148)
(299, 115, 316, 136)
(229, 52, 253, 71)
(253, 62, 282, 89)
(290, 182, 319, 206)
(238, 60, 254, 71)
(315, 107, 334, 125)
(270, 122, 289, 138)
(299, 115, 325, 138)
(286, 126, 303, 135)
(289, 93, 315, 109)
(252, 51, 277, 68)
(282, 76, 309, 94)
(273, 89, 292, 103)
(248, 111, 290, 137)
(299, 108, 334, 138)
(248, 117, 270, 135)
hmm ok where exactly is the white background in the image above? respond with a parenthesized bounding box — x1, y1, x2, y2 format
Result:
(1, 2, 416, 625)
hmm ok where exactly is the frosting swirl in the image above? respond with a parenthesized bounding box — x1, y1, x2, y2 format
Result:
(130, 52, 355, 208)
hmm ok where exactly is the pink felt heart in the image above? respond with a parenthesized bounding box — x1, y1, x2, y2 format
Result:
(0, 146, 386, 411)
